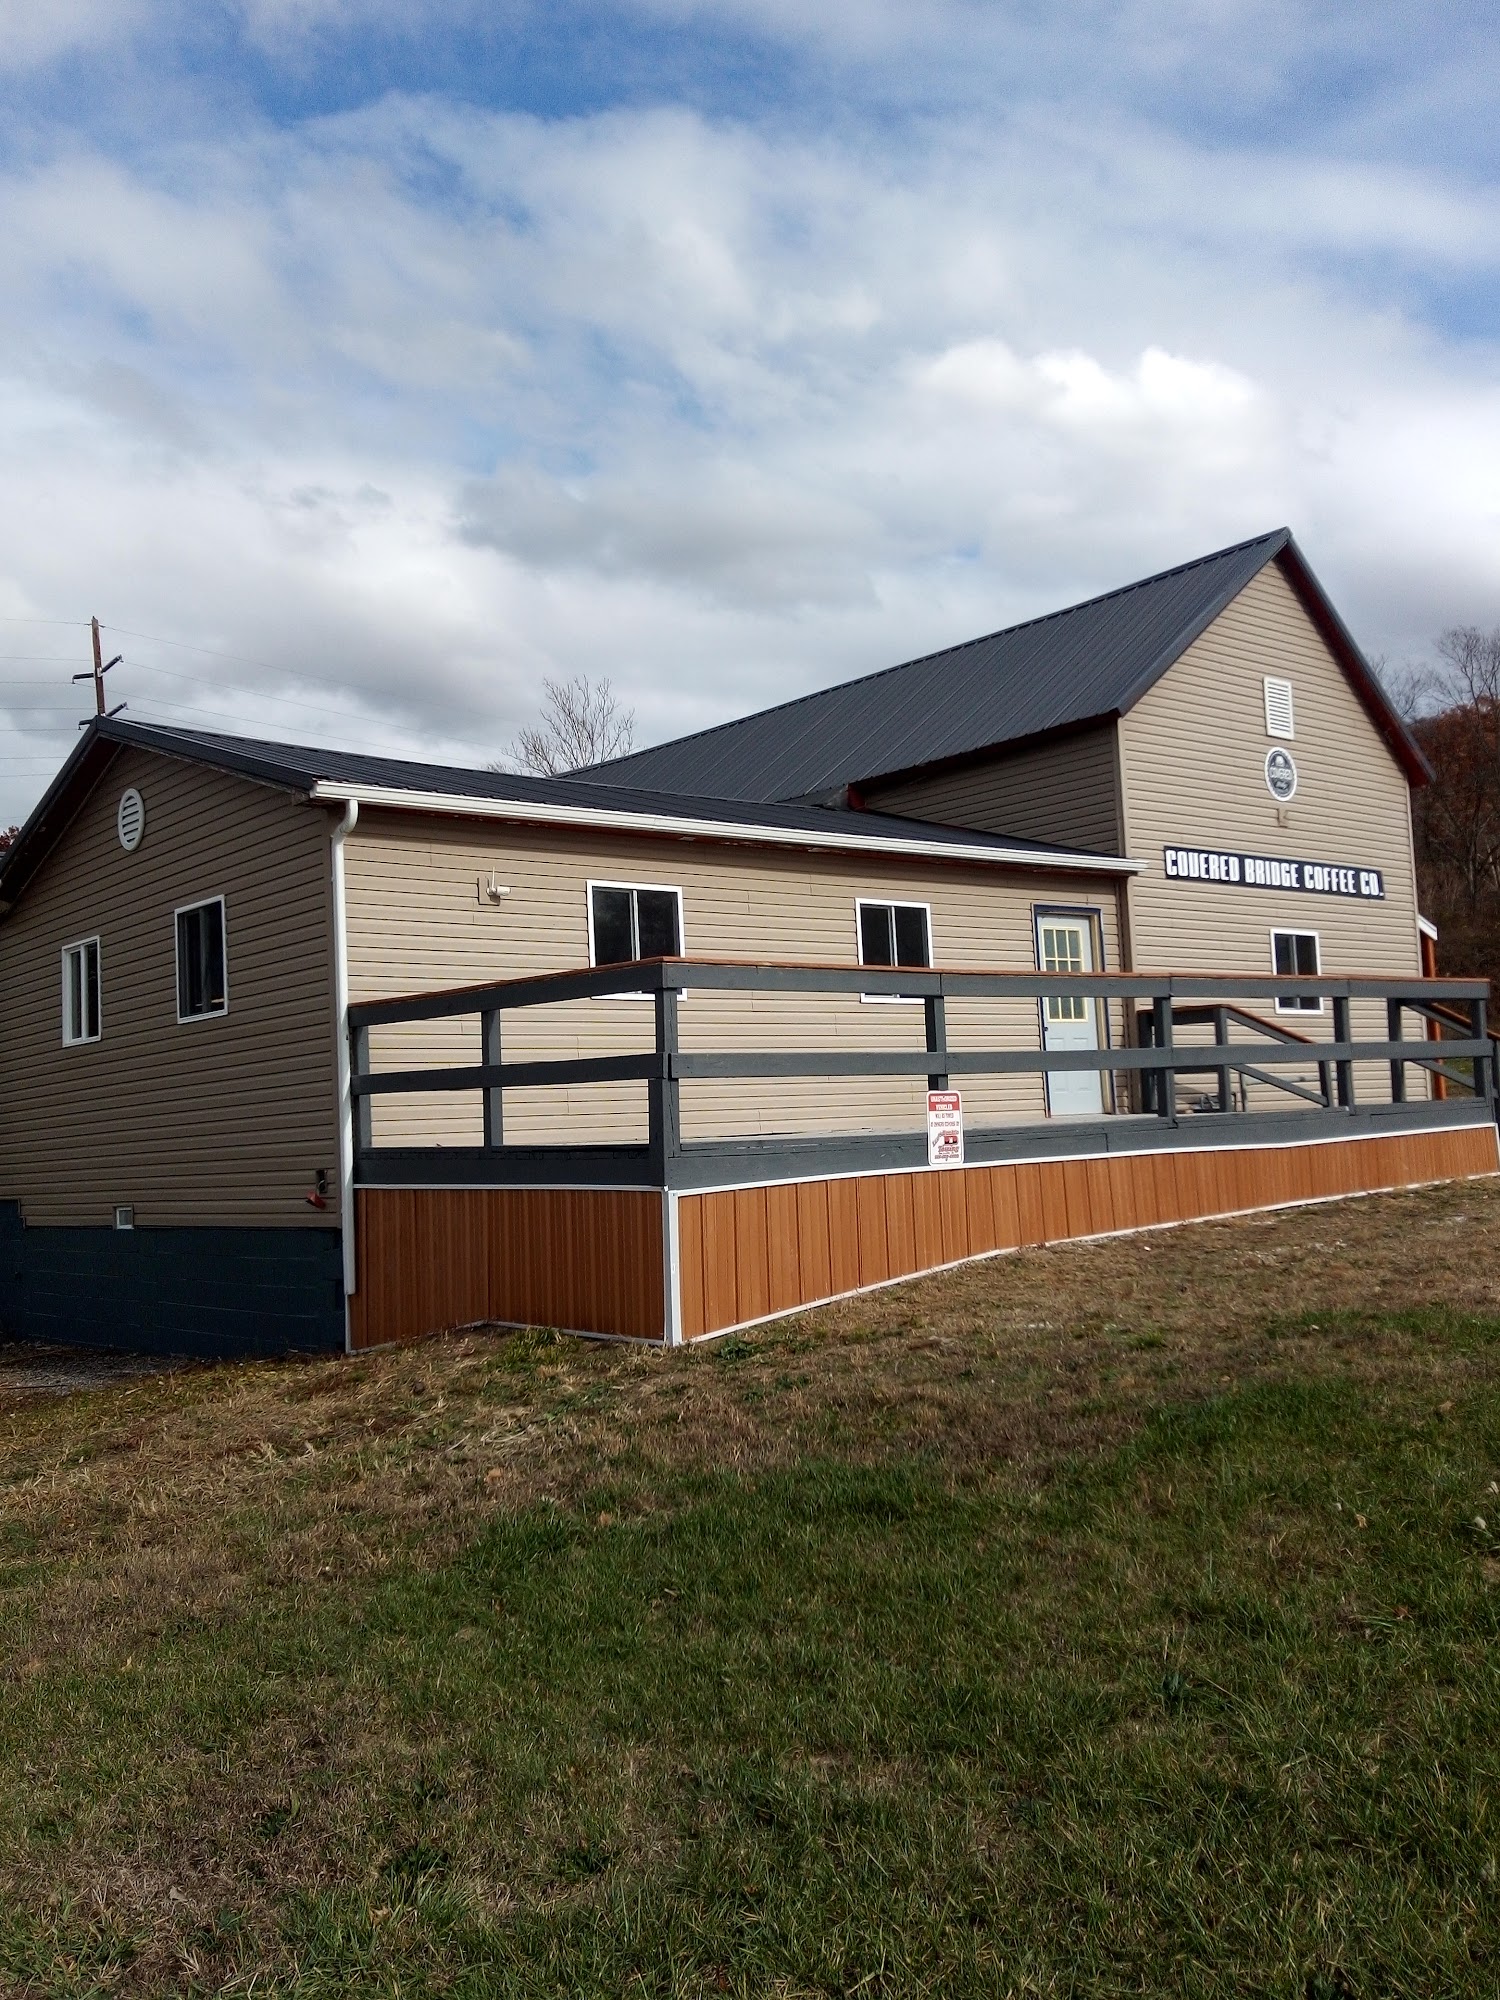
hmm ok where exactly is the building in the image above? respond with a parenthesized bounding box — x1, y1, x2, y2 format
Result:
(0, 528, 1491, 1356)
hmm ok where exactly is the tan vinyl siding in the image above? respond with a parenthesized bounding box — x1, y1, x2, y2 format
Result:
(344, 813, 1124, 1148)
(1118, 556, 1423, 1105)
(0, 747, 339, 1226)
(863, 724, 1124, 854)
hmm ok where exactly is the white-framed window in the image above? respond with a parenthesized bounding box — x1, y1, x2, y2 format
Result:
(587, 881, 684, 970)
(1271, 929, 1321, 1013)
(176, 896, 228, 1022)
(856, 897, 932, 1001)
(1263, 676, 1295, 739)
(61, 936, 101, 1045)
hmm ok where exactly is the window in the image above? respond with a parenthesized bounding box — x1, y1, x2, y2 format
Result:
(176, 897, 227, 1021)
(1272, 929, 1321, 1012)
(588, 882, 683, 967)
(857, 900, 930, 970)
(61, 937, 101, 1045)
(856, 899, 931, 1000)
(1264, 676, 1295, 739)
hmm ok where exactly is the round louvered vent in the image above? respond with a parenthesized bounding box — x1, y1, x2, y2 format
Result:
(117, 787, 145, 853)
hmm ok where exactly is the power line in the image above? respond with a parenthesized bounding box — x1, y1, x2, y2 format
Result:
(116, 655, 397, 727)
(106, 622, 418, 704)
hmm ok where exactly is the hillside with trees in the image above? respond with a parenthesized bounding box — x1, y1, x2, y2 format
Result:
(1405, 626, 1500, 996)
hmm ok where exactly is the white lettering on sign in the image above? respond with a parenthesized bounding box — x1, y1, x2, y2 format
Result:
(927, 1090, 964, 1168)
(1161, 848, 1383, 900)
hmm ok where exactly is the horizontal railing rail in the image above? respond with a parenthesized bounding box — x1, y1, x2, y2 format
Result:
(349, 957, 1493, 1024)
(347, 958, 1496, 1189)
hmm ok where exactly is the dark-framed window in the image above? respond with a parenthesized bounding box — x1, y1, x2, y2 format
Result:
(1271, 929, 1321, 1013)
(856, 899, 930, 970)
(176, 897, 228, 1021)
(856, 898, 932, 1003)
(588, 882, 683, 968)
(61, 936, 101, 1045)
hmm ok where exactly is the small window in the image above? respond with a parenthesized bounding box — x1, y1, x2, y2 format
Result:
(1272, 929, 1321, 1012)
(61, 937, 101, 1045)
(589, 883, 683, 967)
(857, 899, 931, 1000)
(1264, 676, 1295, 739)
(176, 897, 228, 1021)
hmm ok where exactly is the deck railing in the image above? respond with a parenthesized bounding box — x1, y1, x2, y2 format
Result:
(347, 960, 1496, 1191)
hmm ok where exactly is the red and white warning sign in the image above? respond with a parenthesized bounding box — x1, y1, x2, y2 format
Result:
(927, 1089, 964, 1167)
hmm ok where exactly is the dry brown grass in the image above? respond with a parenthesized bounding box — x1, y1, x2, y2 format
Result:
(4, 1175, 1498, 1594)
(2, 1173, 1499, 1996)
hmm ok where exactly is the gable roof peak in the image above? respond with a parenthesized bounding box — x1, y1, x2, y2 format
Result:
(577, 527, 1298, 803)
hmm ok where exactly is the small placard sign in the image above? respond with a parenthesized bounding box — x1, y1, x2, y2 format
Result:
(1162, 847, 1384, 900)
(927, 1090, 964, 1168)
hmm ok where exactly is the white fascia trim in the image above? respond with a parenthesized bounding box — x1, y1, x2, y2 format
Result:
(309, 780, 1141, 877)
(1418, 913, 1439, 941)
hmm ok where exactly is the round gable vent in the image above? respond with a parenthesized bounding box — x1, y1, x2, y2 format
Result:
(117, 787, 146, 853)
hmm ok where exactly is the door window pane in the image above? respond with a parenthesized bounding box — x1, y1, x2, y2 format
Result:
(1042, 924, 1088, 1021)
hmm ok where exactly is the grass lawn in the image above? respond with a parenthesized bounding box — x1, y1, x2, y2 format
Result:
(4, 1175, 1500, 1996)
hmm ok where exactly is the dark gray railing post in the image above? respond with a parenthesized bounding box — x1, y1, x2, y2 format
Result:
(1152, 990, 1175, 1121)
(1213, 1005, 1231, 1112)
(350, 1022, 373, 1153)
(1475, 995, 1495, 1112)
(1387, 997, 1406, 1103)
(482, 1008, 503, 1148)
(1332, 995, 1355, 1109)
(925, 990, 948, 1092)
(649, 983, 681, 1182)
(1316, 995, 1333, 1108)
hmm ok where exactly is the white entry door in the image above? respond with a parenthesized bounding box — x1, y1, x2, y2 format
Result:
(1037, 914, 1104, 1116)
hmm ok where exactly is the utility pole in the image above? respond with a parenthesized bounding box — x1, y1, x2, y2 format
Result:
(74, 617, 123, 724)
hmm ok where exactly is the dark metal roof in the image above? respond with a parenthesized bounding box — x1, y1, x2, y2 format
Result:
(0, 716, 1126, 913)
(580, 528, 1428, 799)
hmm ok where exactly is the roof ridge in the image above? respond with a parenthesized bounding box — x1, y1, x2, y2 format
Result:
(584, 527, 1289, 778)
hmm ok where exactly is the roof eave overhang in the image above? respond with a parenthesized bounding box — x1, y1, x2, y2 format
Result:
(309, 780, 1142, 876)
(0, 725, 123, 914)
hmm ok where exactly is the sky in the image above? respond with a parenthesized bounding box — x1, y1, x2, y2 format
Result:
(0, 0, 1496, 822)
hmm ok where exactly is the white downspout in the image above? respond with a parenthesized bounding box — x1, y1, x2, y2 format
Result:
(331, 799, 359, 1343)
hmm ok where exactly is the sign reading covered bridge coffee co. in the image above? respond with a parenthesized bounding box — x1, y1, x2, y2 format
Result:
(1162, 847, 1385, 899)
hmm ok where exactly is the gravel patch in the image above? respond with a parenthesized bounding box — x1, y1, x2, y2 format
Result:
(0, 1341, 188, 1398)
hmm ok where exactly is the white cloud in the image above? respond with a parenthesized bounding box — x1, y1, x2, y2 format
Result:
(0, 74, 1495, 819)
(0, 0, 146, 71)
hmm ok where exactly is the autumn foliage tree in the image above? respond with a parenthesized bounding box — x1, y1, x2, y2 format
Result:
(1406, 626, 1500, 996)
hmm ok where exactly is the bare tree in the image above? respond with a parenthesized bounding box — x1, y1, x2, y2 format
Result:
(496, 674, 636, 777)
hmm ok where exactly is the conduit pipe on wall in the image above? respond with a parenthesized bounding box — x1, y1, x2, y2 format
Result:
(330, 798, 359, 1332)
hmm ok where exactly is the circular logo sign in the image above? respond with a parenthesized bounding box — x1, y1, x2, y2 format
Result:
(1264, 748, 1298, 802)
(117, 787, 146, 852)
